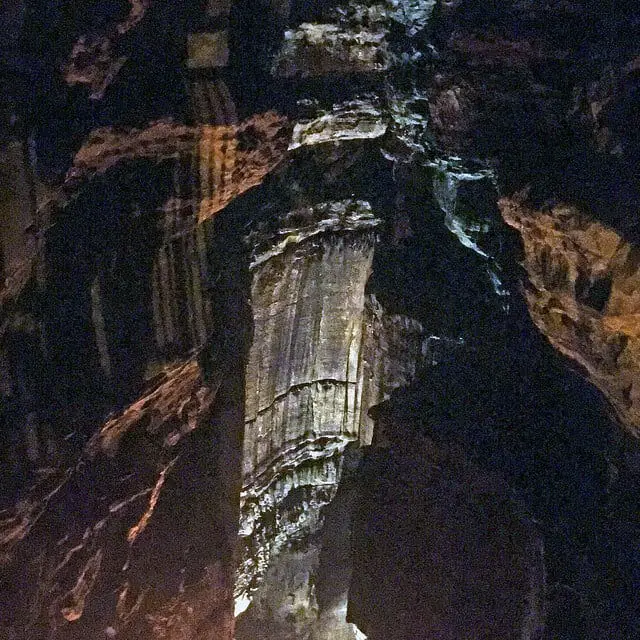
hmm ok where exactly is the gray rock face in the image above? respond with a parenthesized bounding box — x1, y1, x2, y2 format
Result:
(243, 201, 379, 487)
(237, 200, 430, 635)
(289, 101, 387, 151)
(272, 23, 389, 78)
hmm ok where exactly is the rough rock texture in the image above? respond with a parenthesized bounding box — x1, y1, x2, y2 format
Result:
(289, 100, 387, 151)
(0, 1, 639, 640)
(237, 200, 429, 633)
(502, 198, 640, 438)
(0, 140, 39, 316)
(0, 359, 235, 640)
(64, 112, 290, 222)
(273, 23, 389, 78)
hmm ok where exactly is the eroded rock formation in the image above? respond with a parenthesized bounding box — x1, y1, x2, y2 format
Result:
(502, 198, 640, 438)
(237, 200, 429, 635)
(1, 1, 639, 640)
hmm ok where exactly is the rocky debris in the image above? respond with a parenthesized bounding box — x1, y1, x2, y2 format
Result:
(332, 0, 435, 38)
(385, 0, 436, 37)
(502, 197, 640, 438)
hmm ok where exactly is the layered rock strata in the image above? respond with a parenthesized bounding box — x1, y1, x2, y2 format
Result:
(236, 200, 430, 634)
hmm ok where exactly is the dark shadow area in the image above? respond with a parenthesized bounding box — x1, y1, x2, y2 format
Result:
(349, 437, 542, 640)
(43, 160, 173, 423)
(364, 217, 640, 638)
(428, 0, 640, 246)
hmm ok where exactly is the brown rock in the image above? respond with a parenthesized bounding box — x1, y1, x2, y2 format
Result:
(501, 197, 640, 437)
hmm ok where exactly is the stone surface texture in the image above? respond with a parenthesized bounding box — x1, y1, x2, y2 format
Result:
(0, 1, 638, 639)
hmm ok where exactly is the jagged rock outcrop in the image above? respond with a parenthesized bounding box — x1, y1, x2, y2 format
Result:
(289, 100, 387, 151)
(63, 0, 151, 99)
(0, 359, 235, 640)
(62, 111, 290, 220)
(501, 197, 640, 438)
(273, 23, 389, 79)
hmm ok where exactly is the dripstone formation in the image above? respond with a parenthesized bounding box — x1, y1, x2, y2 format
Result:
(0, 2, 638, 639)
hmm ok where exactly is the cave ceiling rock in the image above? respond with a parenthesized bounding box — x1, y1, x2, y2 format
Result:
(50, 112, 290, 222)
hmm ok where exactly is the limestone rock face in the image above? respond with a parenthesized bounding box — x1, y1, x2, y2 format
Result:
(237, 200, 429, 630)
(502, 198, 640, 437)
(272, 23, 389, 78)
(243, 201, 379, 485)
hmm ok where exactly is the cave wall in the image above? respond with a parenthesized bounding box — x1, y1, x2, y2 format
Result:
(0, 1, 639, 640)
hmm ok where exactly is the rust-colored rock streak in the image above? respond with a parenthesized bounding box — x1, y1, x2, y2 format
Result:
(0, 358, 234, 638)
(89, 359, 214, 458)
(501, 198, 640, 437)
(197, 113, 291, 222)
(64, 113, 290, 222)
(66, 120, 198, 187)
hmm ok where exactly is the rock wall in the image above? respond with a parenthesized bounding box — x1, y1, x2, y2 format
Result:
(0, 1, 639, 640)
(501, 197, 640, 438)
(237, 199, 429, 633)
